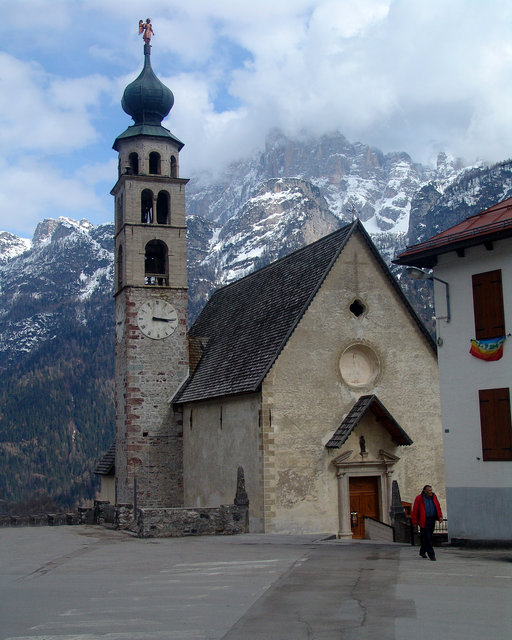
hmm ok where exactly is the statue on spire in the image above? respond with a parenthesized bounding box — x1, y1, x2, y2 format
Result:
(138, 18, 154, 45)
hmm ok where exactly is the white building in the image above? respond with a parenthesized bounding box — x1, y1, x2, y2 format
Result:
(395, 198, 512, 544)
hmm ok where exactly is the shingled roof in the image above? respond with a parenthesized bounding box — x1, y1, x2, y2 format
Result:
(175, 220, 434, 404)
(325, 395, 413, 448)
(94, 442, 115, 476)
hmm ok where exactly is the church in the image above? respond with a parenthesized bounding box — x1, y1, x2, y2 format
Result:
(107, 39, 445, 538)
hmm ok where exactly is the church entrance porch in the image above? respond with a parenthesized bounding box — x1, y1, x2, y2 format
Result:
(332, 450, 399, 539)
(349, 476, 380, 539)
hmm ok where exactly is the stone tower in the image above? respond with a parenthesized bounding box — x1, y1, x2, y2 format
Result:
(112, 41, 188, 507)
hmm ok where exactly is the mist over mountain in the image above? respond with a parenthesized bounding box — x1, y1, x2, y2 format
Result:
(2, 130, 511, 509)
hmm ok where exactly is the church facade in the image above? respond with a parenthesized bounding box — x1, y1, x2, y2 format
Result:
(175, 223, 445, 536)
(110, 42, 445, 537)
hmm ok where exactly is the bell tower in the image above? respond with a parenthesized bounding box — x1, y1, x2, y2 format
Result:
(112, 40, 188, 507)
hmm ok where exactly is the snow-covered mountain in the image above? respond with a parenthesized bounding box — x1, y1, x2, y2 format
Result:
(0, 231, 31, 265)
(187, 130, 468, 232)
(0, 217, 113, 365)
(184, 131, 473, 313)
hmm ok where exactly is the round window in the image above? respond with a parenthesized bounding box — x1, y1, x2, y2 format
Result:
(339, 343, 380, 388)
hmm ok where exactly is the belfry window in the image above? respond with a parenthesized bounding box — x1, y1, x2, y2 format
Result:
(144, 240, 168, 286)
(149, 152, 161, 175)
(157, 191, 170, 224)
(141, 189, 154, 223)
(129, 152, 139, 175)
(170, 155, 177, 178)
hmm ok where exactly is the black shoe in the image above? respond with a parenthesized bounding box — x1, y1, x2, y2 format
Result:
(429, 556, 436, 561)
(420, 553, 427, 558)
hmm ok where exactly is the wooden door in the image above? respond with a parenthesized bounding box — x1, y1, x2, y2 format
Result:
(349, 476, 380, 539)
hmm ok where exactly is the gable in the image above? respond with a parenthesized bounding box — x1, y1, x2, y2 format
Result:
(326, 395, 413, 448)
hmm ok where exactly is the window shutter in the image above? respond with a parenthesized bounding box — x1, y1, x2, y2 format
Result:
(479, 388, 512, 461)
(472, 270, 505, 340)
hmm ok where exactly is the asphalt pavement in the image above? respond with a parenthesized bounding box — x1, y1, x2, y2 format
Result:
(0, 526, 510, 639)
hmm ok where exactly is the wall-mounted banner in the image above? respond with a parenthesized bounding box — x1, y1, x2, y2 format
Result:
(469, 336, 506, 361)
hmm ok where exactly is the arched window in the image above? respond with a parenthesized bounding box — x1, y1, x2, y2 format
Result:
(156, 190, 170, 224)
(129, 152, 139, 175)
(116, 194, 123, 228)
(117, 245, 123, 289)
(149, 152, 161, 175)
(145, 240, 168, 286)
(170, 155, 177, 178)
(141, 189, 153, 223)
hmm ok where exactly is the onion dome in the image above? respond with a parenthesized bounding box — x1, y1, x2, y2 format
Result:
(121, 44, 174, 126)
(114, 44, 183, 150)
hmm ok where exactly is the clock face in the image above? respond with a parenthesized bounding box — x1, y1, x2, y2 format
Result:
(137, 300, 178, 340)
(115, 304, 125, 342)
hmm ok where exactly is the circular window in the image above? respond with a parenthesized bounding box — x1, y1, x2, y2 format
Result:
(339, 343, 380, 388)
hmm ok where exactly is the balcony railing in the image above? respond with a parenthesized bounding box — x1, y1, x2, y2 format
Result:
(145, 274, 169, 286)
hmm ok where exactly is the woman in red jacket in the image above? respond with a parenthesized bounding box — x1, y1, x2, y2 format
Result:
(411, 485, 443, 561)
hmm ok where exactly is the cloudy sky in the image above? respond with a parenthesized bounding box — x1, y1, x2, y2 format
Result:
(2, 0, 512, 238)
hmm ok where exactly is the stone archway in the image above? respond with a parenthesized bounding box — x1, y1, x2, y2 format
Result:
(332, 449, 400, 539)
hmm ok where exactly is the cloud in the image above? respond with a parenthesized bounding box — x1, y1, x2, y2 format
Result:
(2, 0, 512, 237)
(0, 158, 110, 237)
(0, 53, 111, 154)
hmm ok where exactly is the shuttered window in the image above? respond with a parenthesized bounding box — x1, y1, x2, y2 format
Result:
(472, 270, 505, 339)
(479, 388, 512, 461)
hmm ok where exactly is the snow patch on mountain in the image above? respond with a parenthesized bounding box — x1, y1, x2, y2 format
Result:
(0, 232, 31, 264)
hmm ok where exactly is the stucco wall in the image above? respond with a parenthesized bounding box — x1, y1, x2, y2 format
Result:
(435, 242, 512, 488)
(98, 476, 116, 504)
(262, 231, 445, 534)
(183, 394, 264, 532)
(434, 240, 512, 541)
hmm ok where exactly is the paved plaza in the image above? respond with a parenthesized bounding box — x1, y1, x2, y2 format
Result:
(1, 526, 511, 639)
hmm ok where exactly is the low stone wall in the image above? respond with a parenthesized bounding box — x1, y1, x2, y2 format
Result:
(1, 468, 251, 537)
(0, 503, 249, 539)
(0, 512, 80, 527)
(115, 503, 135, 530)
(137, 505, 249, 538)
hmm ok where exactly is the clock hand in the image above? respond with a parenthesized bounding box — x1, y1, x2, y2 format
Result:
(152, 316, 174, 322)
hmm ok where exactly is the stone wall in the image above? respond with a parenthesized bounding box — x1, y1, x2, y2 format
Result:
(2, 472, 250, 537)
(136, 504, 249, 538)
(0, 513, 80, 527)
(114, 286, 188, 508)
(0, 501, 248, 540)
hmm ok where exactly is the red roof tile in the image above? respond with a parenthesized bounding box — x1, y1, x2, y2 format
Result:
(394, 197, 512, 268)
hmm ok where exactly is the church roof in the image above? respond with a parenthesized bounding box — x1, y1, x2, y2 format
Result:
(94, 442, 115, 476)
(394, 196, 512, 268)
(175, 220, 435, 404)
(325, 395, 413, 448)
